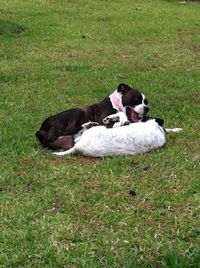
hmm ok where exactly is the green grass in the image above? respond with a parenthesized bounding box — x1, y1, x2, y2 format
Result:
(1, 0, 200, 267)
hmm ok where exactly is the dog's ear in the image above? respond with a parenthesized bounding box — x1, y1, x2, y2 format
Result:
(117, 84, 131, 93)
(155, 118, 164, 126)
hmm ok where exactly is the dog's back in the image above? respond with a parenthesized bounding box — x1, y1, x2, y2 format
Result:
(54, 120, 166, 157)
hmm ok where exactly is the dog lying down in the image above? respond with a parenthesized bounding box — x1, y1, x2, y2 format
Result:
(53, 114, 182, 157)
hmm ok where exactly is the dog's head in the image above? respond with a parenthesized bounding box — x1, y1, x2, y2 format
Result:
(116, 83, 149, 122)
(141, 115, 164, 127)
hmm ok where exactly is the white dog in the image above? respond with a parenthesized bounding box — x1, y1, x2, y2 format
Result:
(53, 117, 182, 157)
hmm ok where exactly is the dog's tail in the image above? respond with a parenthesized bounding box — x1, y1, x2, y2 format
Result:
(165, 128, 182, 133)
(52, 147, 77, 156)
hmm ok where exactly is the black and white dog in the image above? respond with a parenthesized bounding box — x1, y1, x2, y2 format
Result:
(36, 83, 149, 150)
(53, 111, 182, 158)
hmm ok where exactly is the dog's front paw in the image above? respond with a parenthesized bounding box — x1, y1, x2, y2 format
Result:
(123, 121, 130, 126)
(103, 117, 110, 125)
(82, 122, 99, 130)
(103, 115, 119, 125)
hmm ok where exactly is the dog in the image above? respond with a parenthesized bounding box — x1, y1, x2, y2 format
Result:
(36, 83, 149, 150)
(53, 119, 166, 157)
(52, 112, 182, 158)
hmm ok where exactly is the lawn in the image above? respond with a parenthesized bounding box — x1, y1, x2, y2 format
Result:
(0, 0, 200, 267)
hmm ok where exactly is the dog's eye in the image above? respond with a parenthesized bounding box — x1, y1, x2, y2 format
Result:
(144, 99, 148, 105)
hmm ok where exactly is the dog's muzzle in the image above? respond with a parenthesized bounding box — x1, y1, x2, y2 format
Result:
(143, 106, 149, 115)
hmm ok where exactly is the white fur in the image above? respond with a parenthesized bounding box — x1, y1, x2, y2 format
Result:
(134, 93, 148, 115)
(165, 128, 182, 133)
(53, 119, 166, 157)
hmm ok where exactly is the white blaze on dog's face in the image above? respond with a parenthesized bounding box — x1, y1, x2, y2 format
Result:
(132, 93, 149, 117)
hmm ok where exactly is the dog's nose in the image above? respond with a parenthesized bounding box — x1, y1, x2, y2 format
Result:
(144, 106, 149, 115)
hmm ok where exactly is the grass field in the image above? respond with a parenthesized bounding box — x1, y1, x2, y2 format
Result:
(1, 0, 200, 267)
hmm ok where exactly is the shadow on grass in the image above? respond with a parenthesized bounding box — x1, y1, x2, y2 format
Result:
(163, 251, 200, 268)
(0, 19, 26, 36)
